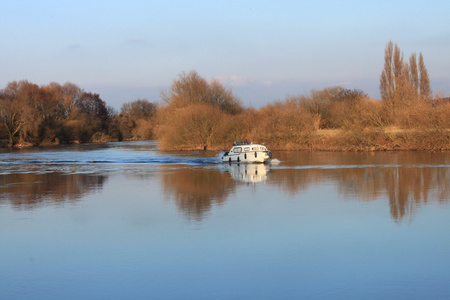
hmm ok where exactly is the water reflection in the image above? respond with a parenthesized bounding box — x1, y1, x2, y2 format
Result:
(225, 163, 271, 184)
(271, 151, 450, 222)
(161, 164, 272, 220)
(161, 167, 236, 221)
(0, 147, 448, 222)
(0, 172, 107, 209)
(381, 166, 449, 221)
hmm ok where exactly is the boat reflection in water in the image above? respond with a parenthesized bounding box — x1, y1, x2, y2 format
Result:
(224, 163, 271, 184)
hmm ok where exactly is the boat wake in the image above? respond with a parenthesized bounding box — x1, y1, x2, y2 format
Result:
(268, 158, 281, 165)
(0, 141, 280, 175)
(0, 155, 222, 166)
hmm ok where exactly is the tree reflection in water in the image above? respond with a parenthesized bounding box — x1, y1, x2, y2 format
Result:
(161, 164, 272, 220)
(0, 151, 447, 223)
(270, 151, 450, 222)
(0, 172, 107, 209)
(161, 167, 236, 221)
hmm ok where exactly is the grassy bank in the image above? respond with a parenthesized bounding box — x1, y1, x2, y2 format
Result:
(284, 128, 450, 151)
(170, 128, 450, 152)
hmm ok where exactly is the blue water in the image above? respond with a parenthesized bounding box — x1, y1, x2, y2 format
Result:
(0, 141, 220, 167)
(1, 141, 449, 299)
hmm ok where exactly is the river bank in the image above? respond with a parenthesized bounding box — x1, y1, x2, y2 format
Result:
(4, 128, 448, 152)
(154, 128, 450, 152)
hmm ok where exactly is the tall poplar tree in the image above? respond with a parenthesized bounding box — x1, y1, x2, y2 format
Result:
(380, 41, 404, 119)
(380, 41, 432, 120)
(379, 41, 394, 103)
(409, 53, 419, 99)
(419, 53, 431, 101)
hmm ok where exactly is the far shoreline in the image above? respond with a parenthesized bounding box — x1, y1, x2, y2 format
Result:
(3, 128, 449, 152)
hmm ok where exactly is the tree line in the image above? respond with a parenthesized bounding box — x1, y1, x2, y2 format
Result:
(1, 41, 449, 150)
(0, 81, 113, 147)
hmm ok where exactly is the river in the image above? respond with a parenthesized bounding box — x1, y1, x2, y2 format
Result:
(1, 141, 449, 299)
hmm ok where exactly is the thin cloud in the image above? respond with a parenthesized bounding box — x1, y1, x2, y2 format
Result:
(124, 38, 146, 45)
(65, 43, 81, 51)
(215, 75, 272, 87)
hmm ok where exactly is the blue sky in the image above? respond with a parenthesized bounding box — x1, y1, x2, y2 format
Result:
(1, 0, 449, 109)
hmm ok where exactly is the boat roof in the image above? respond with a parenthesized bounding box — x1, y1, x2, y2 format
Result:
(231, 141, 268, 149)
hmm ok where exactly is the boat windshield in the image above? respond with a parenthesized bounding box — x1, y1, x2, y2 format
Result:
(234, 140, 252, 146)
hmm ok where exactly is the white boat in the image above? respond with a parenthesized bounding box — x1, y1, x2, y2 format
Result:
(222, 140, 272, 163)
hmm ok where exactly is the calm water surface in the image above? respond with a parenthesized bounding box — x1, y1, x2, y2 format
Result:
(1, 141, 449, 299)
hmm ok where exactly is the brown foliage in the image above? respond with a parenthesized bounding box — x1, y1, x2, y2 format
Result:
(1, 58, 447, 151)
(162, 70, 243, 115)
(158, 104, 226, 150)
(291, 86, 367, 129)
(0, 81, 112, 146)
(0, 95, 23, 146)
(63, 117, 103, 143)
(155, 78, 448, 151)
(248, 101, 319, 149)
(121, 99, 156, 120)
(156, 71, 244, 150)
(133, 119, 154, 140)
(114, 99, 158, 141)
(380, 41, 432, 123)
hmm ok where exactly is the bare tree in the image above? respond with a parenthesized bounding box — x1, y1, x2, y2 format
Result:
(121, 99, 157, 119)
(162, 70, 243, 115)
(379, 41, 393, 103)
(419, 53, 431, 101)
(0, 98, 23, 146)
(409, 53, 419, 100)
(380, 41, 433, 121)
(380, 41, 397, 119)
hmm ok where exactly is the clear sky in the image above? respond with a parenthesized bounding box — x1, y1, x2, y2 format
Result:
(1, 0, 449, 109)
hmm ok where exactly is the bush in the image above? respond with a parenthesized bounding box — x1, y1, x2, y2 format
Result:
(63, 117, 102, 143)
(158, 104, 225, 150)
(133, 119, 154, 140)
(91, 132, 112, 143)
(162, 71, 243, 115)
(249, 101, 319, 149)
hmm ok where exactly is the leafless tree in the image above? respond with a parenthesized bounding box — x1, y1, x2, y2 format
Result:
(162, 70, 243, 115)
(419, 53, 431, 101)
(380, 41, 432, 121)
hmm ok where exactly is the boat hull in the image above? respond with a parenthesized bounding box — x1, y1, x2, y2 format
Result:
(222, 141, 272, 164)
(222, 151, 271, 163)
